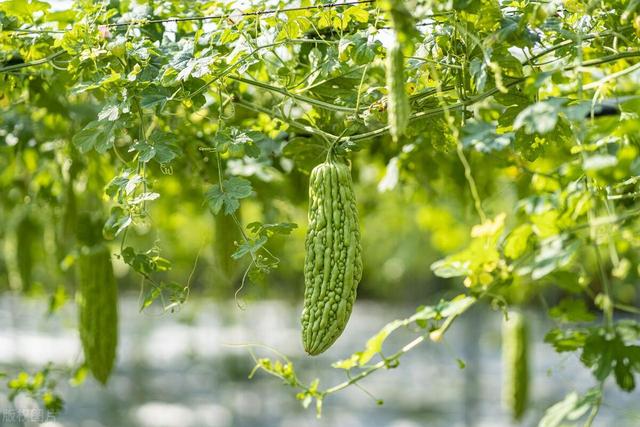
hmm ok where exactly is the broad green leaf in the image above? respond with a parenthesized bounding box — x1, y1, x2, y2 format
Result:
(548, 299, 596, 323)
(513, 98, 565, 135)
(72, 120, 118, 153)
(504, 224, 533, 259)
(205, 177, 254, 215)
(461, 119, 513, 153)
(357, 319, 404, 365)
(539, 388, 601, 427)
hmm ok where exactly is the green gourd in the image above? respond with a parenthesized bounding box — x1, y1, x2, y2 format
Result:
(386, 30, 410, 142)
(4, 211, 40, 292)
(502, 310, 529, 421)
(302, 159, 362, 355)
(76, 237, 118, 384)
(213, 211, 240, 287)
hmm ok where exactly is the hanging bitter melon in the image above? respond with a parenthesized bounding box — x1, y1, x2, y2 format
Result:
(4, 211, 40, 292)
(386, 30, 410, 142)
(502, 310, 529, 421)
(76, 214, 118, 384)
(302, 159, 363, 355)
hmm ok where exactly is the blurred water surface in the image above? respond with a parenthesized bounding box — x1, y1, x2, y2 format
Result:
(0, 295, 639, 427)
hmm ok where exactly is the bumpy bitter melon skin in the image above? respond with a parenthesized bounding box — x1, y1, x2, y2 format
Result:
(386, 31, 410, 142)
(302, 160, 363, 355)
(502, 310, 529, 421)
(76, 244, 118, 384)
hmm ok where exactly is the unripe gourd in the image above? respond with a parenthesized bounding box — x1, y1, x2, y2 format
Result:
(386, 30, 410, 142)
(502, 310, 529, 421)
(4, 211, 40, 292)
(76, 214, 118, 385)
(213, 211, 240, 287)
(302, 159, 362, 355)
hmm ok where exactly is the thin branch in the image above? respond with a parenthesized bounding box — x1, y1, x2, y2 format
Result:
(229, 75, 356, 112)
(323, 299, 475, 395)
(234, 98, 339, 141)
(0, 50, 65, 73)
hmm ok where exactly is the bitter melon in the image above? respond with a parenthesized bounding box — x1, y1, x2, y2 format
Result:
(213, 211, 240, 287)
(502, 310, 529, 421)
(76, 242, 118, 384)
(386, 30, 410, 142)
(4, 211, 39, 292)
(302, 159, 362, 355)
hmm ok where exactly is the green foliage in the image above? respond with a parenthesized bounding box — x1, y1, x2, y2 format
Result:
(253, 294, 475, 416)
(6, 365, 64, 415)
(206, 177, 254, 215)
(539, 387, 602, 427)
(545, 321, 640, 392)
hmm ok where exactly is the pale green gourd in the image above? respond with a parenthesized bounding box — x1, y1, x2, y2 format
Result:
(386, 30, 410, 142)
(502, 310, 529, 421)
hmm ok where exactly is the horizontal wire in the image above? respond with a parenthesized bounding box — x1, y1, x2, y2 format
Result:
(106, 0, 376, 27)
(0, 1, 376, 35)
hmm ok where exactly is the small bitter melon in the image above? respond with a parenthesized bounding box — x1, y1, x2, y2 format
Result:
(502, 310, 529, 420)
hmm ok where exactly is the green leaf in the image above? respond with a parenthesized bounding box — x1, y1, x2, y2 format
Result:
(548, 299, 596, 323)
(0, 0, 50, 21)
(72, 120, 118, 153)
(69, 365, 87, 387)
(149, 130, 182, 164)
(539, 388, 601, 427)
(140, 86, 173, 110)
(580, 328, 638, 391)
(544, 328, 588, 352)
(212, 127, 261, 158)
(205, 177, 254, 215)
(513, 98, 565, 135)
(343, 6, 369, 23)
(504, 224, 533, 259)
(47, 285, 67, 315)
(246, 221, 298, 238)
(231, 235, 267, 260)
(461, 119, 513, 153)
(105, 171, 144, 202)
(517, 235, 578, 280)
(430, 259, 471, 278)
(282, 137, 327, 173)
(358, 319, 404, 365)
(102, 207, 132, 240)
(338, 33, 380, 65)
(121, 246, 169, 276)
(332, 354, 360, 370)
(97, 104, 119, 121)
